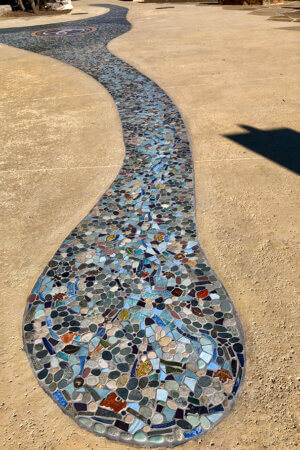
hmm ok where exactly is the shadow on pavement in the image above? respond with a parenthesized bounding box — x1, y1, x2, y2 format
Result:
(224, 125, 300, 175)
(278, 26, 300, 31)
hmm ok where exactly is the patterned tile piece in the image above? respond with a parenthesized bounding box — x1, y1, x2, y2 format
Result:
(0, 5, 245, 447)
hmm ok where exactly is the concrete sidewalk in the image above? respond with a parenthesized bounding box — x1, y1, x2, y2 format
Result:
(0, 1, 299, 449)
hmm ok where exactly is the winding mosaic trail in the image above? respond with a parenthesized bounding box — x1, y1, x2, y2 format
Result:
(0, 5, 245, 447)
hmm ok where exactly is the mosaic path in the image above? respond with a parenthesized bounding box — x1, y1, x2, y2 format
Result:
(0, 5, 245, 447)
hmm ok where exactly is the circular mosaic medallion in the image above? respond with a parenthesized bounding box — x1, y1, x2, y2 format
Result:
(31, 26, 97, 38)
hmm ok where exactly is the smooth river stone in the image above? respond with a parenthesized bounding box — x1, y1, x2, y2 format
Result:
(134, 431, 147, 443)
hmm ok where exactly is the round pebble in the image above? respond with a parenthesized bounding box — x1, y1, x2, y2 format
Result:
(94, 423, 105, 433)
(134, 431, 147, 443)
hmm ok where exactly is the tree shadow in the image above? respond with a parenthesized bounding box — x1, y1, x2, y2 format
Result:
(224, 125, 300, 175)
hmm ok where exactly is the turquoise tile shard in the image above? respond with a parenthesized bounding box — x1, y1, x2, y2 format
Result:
(0, 4, 245, 447)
